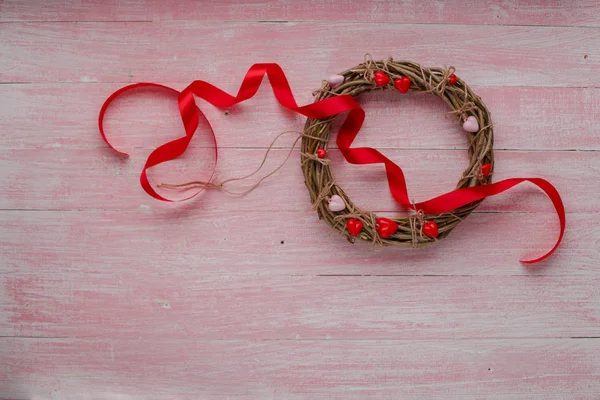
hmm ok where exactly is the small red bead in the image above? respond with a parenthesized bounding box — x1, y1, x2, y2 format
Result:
(449, 73, 457, 85)
(346, 219, 363, 236)
(422, 221, 439, 238)
(481, 163, 492, 176)
(373, 71, 390, 87)
(394, 77, 411, 94)
(376, 217, 398, 238)
(316, 148, 327, 158)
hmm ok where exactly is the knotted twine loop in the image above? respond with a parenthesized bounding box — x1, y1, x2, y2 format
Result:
(445, 83, 477, 121)
(418, 65, 456, 96)
(312, 181, 335, 211)
(363, 54, 396, 85)
(432, 65, 456, 96)
(332, 209, 362, 230)
(312, 80, 341, 98)
(446, 101, 478, 122)
(382, 56, 394, 75)
(301, 152, 331, 167)
(312, 80, 328, 97)
(331, 202, 370, 243)
(330, 207, 386, 247)
(368, 211, 385, 247)
(466, 160, 486, 182)
(463, 157, 495, 184)
(363, 53, 377, 82)
(408, 207, 426, 248)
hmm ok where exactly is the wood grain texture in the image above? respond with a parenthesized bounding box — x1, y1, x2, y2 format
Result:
(1, 338, 599, 399)
(0, 210, 593, 277)
(2, 84, 599, 150)
(0, 147, 591, 213)
(1, 22, 598, 86)
(2, 0, 600, 27)
(1, 1, 599, 398)
(2, 267, 599, 339)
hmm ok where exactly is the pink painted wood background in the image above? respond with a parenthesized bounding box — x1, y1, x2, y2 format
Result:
(1, 0, 599, 398)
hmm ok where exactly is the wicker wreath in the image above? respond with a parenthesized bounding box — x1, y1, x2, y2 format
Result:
(300, 57, 494, 246)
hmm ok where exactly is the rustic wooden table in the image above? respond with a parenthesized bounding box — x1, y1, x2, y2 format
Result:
(1, 1, 599, 398)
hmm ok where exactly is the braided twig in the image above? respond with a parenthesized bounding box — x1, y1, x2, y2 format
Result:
(301, 58, 494, 246)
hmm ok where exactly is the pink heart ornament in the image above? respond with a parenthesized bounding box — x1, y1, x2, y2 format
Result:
(328, 195, 346, 212)
(462, 116, 479, 133)
(327, 74, 344, 89)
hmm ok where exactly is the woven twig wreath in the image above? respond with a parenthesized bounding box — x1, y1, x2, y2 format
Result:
(301, 57, 494, 246)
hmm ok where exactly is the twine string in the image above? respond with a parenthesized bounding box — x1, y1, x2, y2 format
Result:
(368, 211, 385, 247)
(312, 80, 328, 97)
(159, 130, 328, 196)
(446, 101, 477, 121)
(363, 53, 376, 82)
(408, 207, 426, 247)
(302, 152, 331, 166)
(312, 181, 335, 211)
(430, 65, 455, 96)
(382, 56, 394, 75)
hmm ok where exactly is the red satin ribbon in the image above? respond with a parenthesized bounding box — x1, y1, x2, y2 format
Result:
(98, 63, 565, 263)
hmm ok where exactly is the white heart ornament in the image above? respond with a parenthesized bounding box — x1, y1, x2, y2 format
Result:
(327, 74, 344, 89)
(328, 195, 346, 212)
(462, 116, 479, 133)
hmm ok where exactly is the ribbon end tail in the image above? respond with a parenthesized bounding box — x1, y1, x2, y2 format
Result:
(519, 258, 541, 265)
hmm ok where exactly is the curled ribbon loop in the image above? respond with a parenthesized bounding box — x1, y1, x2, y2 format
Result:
(98, 82, 217, 201)
(99, 63, 565, 263)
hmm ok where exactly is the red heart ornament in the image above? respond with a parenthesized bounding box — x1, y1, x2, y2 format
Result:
(373, 71, 390, 87)
(449, 73, 457, 85)
(394, 77, 411, 93)
(316, 148, 327, 158)
(346, 219, 363, 236)
(481, 163, 492, 176)
(422, 221, 439, 238)
(376, 217, 398, 238)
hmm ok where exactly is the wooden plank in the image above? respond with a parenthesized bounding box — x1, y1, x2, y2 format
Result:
(1, 83, 598, 151)
(2, 0, 600, 27)
(0, 210, 592, 277)
(0, 147, 589, 212)
(1, 3, 597, 399)
(1, 338, 599, 398)
(1, 22, 598, 87)
(2, 267, 599, 338)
